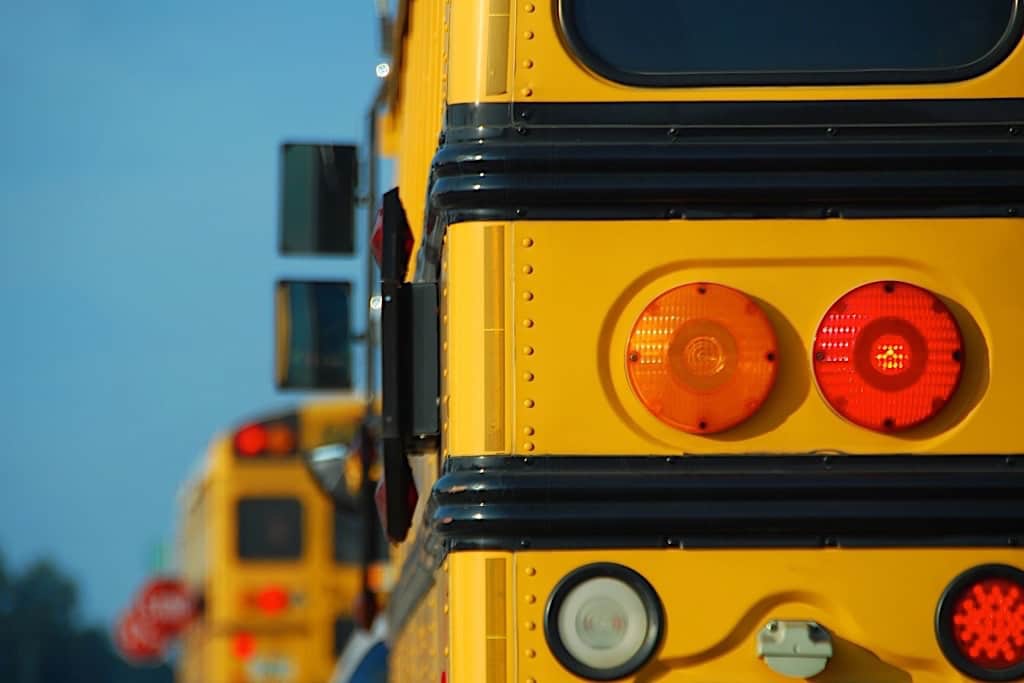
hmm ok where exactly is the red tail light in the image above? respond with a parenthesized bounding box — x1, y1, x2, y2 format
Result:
(937, 565, 1024, 681)
(813, 281, 963, 431)
(233, 420, 297, 457)
(232, 632, 256, 660)
(234, 424, 268, 457)
(255, 586, 290, 614)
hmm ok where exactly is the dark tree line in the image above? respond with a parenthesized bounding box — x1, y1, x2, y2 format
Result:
(0, 551, 173, 683)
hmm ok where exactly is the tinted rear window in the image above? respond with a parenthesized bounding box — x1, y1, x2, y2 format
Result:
(237, 498, 303, 560)
(561, 0, 1021, 85)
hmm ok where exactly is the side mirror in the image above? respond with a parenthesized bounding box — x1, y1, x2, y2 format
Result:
(305, 443, 359, 511)
(275, 280, 353, 390)
(279, 143, 358, 255)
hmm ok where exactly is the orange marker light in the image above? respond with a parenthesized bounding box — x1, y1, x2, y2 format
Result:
(626, 283, 777, 434)
(265, 424, 296, 455)
(813, 281, 963, 431)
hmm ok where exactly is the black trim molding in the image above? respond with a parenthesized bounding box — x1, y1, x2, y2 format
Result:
(429, 100, 1024, 223)
(430, 455, 1024, 550)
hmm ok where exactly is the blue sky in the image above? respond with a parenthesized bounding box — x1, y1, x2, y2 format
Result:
(0, 0, 380, 623)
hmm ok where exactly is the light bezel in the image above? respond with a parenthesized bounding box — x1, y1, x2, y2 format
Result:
(544, 563, 663, 681)
(936, 564, 1024, 682)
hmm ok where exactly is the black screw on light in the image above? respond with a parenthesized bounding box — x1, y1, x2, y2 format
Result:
(883, 418, 896, 430)
(814, 351, 826, 362)
(766, 351, 776, 362)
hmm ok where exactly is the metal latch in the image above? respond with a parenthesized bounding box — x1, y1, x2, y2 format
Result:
(757, 620, 833, 678)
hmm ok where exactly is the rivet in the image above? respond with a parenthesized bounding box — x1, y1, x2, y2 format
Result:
(522, 264, 534, 274)
(525, 567, 536, 576)
(443, 647, 449, 656)
(443, 421, 448, 431)
(526, 594, 536, 604)
(522, 291, 534, 301)
(522, 237, 534, 247)
(442, 288, 448, 297)
(524, 399, 535, 408)
(443, 341, 449, 351)
(524, 3, 535, 12)
(523, 372, 534, 381)
(526, 679, 536, 683)
(523, 318, 534, 328)
(521, 87, 533, 97)
(524, 30, 534, 39)
(523, 442, 535, 451)
(524, 426, 535, 436)
(442, 369, 448, 377)
(523, 59, 534, 68)
(523, 345, 535, 355)
(442, 314, 448, 323)
(443, 562, 449, 572)
(525, 620, 536, 631)
(443, 603, 449, 614)
(526, 648, 536, 658)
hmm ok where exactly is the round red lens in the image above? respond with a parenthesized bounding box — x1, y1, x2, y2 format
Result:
(951, 578, 1024, 670)
(813, 282, 963, 431)
(234, 424, 267, 456)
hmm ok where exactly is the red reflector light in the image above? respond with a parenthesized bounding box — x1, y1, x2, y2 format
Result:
(234, 424, 268, 456)
(256, 586, 290, 614)
(232, 632, 256, 660)
(813, 281, 963, 431)
(938, 565, 1024, 681)
(625, 283, 777, 434)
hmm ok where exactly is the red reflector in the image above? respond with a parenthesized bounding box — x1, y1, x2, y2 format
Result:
(938, 565, 1024, 680)
(813, 282, 963, 431)
(234, 424, 267, 456)
(256, 586, 290, 614)
(951, 578, 1024, 669)
(232, 632, 256, 660)
(371, 207, 384, 268)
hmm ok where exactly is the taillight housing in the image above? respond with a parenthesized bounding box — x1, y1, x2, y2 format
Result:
(545, 563, 663, 681)
(232, 417, 298, 458)
(625, 283, 777, 434)
(936, 565, 1024, 681)
(813, 281, 963, 432)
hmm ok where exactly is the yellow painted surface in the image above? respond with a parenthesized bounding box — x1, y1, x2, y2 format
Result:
(513, 548, 1024, 682)
(177, 400, 373, 683)
(447, 0, 1024, 105)
(443, 218, 1023, 456)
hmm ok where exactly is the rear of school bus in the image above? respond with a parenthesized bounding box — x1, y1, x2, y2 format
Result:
(177, 402, 368, 683)
(380, 0, 1024, 681)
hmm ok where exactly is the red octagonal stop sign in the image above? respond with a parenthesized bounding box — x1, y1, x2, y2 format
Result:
(135, 577, 195, 637)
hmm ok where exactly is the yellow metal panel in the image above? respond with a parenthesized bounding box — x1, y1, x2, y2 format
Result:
(441, 217, 1024, 456)
(495, 0, 1024, 106)
(448, 551, 515, 683)
(445, 223, 513, 455)
(517, 548, 1024, 682)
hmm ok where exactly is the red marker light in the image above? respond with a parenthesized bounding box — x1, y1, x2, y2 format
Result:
(232, 632, 256, 660)
(938, 566, 1024, 681)
(234, 424, 268, 456)
(813, 281, 963, 431)
(256, 586, 290, 615)
(951, 578, 1024, 669)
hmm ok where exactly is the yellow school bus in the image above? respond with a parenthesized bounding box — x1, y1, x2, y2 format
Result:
(177, 398, 388, 683)
(280, 1, 1024, 681)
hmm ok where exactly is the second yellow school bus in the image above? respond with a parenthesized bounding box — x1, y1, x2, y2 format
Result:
(177, 398, 386, 683)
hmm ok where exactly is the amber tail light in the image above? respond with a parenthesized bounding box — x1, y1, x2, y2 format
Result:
(626, 282, 777, 434)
